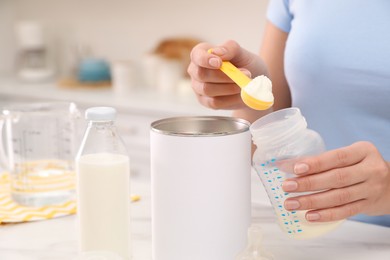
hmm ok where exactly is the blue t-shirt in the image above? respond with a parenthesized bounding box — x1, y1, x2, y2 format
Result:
(267, 0, 390, 226)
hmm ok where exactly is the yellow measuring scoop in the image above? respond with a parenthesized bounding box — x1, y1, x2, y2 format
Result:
(208, 49, 274, 110)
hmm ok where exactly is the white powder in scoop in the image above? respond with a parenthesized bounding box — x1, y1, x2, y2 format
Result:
(243, 75, 274, 102)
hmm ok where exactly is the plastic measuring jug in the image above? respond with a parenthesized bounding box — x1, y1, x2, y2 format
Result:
(0, 102, 80, 207)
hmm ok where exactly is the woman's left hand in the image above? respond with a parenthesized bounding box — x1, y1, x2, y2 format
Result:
(282, 141, 390, 222)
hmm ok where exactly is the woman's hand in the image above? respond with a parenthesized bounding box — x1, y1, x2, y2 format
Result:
(187, 40, 268, 110)
(282, 141, 390, 222)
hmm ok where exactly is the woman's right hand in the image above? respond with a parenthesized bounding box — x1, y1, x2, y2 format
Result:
(187, 40, 268, 110)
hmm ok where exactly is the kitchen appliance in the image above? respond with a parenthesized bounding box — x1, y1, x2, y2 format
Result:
(14, 21, 55, 82)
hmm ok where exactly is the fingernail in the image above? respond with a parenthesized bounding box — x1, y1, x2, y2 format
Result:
(239, 68, 252, 78)
(306, 212, 321, 221)
(284, 200, 300, 210)
(282, 180, 298, 191)
(209, 57, 221, 68)
(294, 163, 309, 174)
(211, 47, 227, 56)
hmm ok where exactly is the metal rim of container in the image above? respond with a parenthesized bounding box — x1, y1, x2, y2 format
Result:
(150, 116, 250, 137)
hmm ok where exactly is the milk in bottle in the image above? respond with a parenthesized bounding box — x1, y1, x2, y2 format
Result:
(250, 108, 343, 239)
(76, 107, 131, 259)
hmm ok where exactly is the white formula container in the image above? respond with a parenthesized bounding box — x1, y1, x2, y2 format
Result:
(150, 116, 252, 260)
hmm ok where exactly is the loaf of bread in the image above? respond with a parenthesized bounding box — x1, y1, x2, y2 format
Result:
(151, 37, 201, 77)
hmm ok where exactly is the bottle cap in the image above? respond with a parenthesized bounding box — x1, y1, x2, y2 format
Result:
(85, 107, 116, 121)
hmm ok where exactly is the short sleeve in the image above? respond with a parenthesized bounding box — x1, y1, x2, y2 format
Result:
(266, 0, 293, 33)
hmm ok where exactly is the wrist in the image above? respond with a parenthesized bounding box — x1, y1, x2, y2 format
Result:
(385, 161, 390, 215)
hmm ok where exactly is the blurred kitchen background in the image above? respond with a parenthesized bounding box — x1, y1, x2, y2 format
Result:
(0, 0, 268, 81)
(0, 0, 269, 179)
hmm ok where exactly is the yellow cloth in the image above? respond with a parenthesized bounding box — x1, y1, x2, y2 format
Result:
(0, 172, 76, 224)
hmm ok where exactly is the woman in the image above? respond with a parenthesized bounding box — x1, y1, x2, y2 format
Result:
(187, 0, 390, 226)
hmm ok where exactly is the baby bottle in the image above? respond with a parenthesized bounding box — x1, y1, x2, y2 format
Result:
(235, 224, 274, 260)
(76, 107, 131, 259)
(250, 108, 343, 239)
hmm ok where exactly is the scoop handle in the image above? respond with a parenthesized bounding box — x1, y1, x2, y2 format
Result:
(208, 49, 251, 88)
(220, 61, 251, 88)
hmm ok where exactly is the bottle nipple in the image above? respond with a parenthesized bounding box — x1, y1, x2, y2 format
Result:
(235, 224, 274, 260)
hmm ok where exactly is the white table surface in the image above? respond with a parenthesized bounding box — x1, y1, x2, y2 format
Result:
(1, 172, 390, 260)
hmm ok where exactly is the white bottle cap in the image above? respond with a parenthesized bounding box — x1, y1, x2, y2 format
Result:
(85, 107, 116, 121)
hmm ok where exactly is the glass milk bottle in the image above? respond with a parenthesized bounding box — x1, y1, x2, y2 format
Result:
(75, 107, 131, 259)
(250, 108, 343, 239)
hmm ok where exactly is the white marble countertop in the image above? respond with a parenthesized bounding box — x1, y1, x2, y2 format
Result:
(1, 172, 390, 260)
(1, 76, 390, 259)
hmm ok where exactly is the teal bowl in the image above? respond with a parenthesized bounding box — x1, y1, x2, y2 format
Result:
(78, 58, 111, 82)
